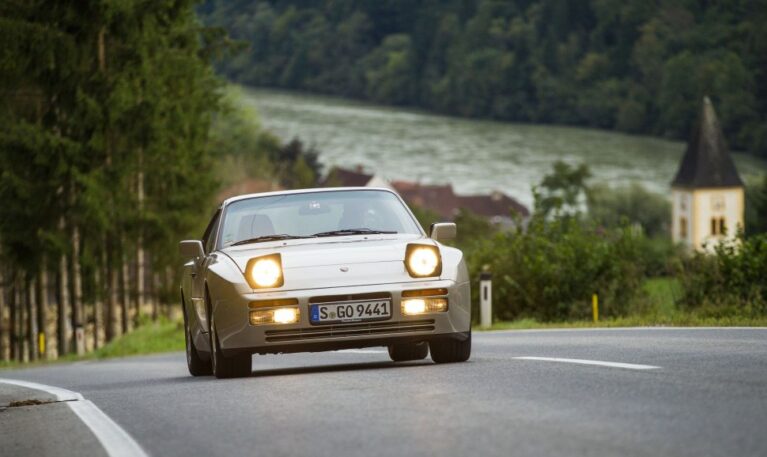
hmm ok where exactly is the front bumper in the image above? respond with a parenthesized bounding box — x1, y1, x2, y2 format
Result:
(213, 279, 471, 356)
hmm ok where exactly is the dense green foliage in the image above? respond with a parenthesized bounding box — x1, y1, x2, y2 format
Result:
(210, 88, 321, 190)
(588, 183, 671, 238)
(468, 217, 648, 322)
(745, 175, 767, 235)
(200, 0, 767, 158)
(0, 0, 227, 360)
(676, 234, 767, 316)
(0, 0, 222, 277)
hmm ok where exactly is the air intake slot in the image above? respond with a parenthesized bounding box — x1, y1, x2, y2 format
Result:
(265, 319, 435, 343)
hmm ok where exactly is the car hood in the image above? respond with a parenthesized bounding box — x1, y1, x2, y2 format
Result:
(221, 235, 431, 273)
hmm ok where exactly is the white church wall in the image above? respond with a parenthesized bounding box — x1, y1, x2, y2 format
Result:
(691, 187, 744, 252)
(671, 189, 693, 249)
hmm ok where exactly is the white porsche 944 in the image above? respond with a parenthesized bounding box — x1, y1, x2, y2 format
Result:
(179, 187, 471, 378)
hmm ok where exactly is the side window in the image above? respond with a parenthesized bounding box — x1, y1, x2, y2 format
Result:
(201, 209, 221, 254)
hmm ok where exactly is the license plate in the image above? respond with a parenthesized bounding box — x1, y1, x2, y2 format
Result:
(310, 300, 392, 324)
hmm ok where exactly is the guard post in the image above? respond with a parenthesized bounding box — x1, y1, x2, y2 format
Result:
(592, 294, 599, 323)
(480, 270, 492, 328)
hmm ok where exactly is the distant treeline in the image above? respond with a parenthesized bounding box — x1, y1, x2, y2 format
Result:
(200, 0, 767, 158)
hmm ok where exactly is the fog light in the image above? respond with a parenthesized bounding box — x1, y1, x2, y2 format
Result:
(401, 298, 448, 315)
(403, 298, 427, 315)
(273, 307, 299, 324)
(250, 307, 300, 325)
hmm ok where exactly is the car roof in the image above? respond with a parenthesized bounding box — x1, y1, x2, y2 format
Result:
(220, 187, 399, 207)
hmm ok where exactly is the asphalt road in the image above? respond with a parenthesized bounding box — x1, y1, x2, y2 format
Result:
(2, 328, 767, 457)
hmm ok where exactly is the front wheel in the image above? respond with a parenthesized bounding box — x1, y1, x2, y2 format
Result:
(429, 331, 471, 364)
(184, 301, 211, 376)
(388, 342, 429, 362)
(210, 314, 251, 379)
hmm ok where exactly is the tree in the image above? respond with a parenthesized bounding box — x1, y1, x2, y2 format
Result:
(0, 0, 224, 361)
(587, 183, 671, 238)
(533, 161, 592, 219)
(745, 175, 767, 235)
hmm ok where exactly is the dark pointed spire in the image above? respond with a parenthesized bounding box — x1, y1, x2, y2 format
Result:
(671, 96, 743, 188)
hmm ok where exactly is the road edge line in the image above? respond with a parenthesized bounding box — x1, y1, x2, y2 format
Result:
(0, 378, 83, 402)
(513, 356, 661, 370)
(0, 378, 149, 457)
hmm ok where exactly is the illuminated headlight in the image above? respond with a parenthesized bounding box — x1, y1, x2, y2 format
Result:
(245, 254, 284, 289)
(401, 298, 448, 316)
(250, 307, 300, 325)
(405, 244, 442, 278)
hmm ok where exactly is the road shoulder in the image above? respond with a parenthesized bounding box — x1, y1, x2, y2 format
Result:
(0, 383, 107, 457)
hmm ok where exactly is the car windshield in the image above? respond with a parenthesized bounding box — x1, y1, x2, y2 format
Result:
(219, 190, 422, 248)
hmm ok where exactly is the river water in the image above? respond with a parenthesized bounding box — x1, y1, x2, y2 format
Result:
(240, 88, 766, 208)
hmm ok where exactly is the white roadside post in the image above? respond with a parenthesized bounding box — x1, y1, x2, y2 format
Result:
(479, 271, 492, 328)
(75, 325, 85, 356)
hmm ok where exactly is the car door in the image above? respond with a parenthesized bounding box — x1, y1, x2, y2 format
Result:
(190, 208, 221, 334)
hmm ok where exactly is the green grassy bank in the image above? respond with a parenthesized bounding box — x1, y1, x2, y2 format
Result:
(0, 318, 185, 370)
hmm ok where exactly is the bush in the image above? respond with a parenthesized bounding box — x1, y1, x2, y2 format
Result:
(677, 234, 767, 316)
(745, 175, 767, 236)
(467, 217, 649, 322)
(587, 183, 671, 238)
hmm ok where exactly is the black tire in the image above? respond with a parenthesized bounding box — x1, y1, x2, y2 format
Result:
(209, 314, 251, 379)
(388, 342, 429, 362)
(183, 297, 212, 376)
(429, 331, 471, 364)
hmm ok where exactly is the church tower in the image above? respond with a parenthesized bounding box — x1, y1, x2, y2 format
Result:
(671, 97, 744, 252)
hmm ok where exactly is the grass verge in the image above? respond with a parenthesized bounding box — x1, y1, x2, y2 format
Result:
(0, 318, 184, 370)
(477, 314, 767, 331)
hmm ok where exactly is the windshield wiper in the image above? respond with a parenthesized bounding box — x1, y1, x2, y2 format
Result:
(230, 234, 313, 246)
(312, 228, 397, 238)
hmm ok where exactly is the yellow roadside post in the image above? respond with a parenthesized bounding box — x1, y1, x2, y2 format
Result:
(592, 294, 599, 323)
(38, 332, 45, 356)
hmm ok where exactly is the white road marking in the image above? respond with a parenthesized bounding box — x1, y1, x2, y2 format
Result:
(513, 357, 661, 370)
(482, 326, 767, 334)
(0, 378, 83, 402)
(337, 349, 386, 354)
(0, 378, 149, 457)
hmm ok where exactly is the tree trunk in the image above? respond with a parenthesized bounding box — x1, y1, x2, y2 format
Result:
(16, 276, 27, 362)
(57, 251, 70, 358)
(118, 235, 130, 334)
(37, 264, 49, 359)
(110, 256, 120, 338)
(120, 257, 131, 333)
(71, 225, 84, 355)
(164, 266, 173, 319)
(0, 266, 6, 361)
(152, 270, 160, 321)
(136, 148, 145, 325)
(27, 277, 38, 361)
(9, 277, 18, 361)
(93, 263, 102, 350)
(104, 238, 116, 342)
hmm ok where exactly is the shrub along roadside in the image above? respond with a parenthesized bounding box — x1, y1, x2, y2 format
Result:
(467, 217, 649, 322)
(457, 162, 765, 325)
(675, 234, 767, 318)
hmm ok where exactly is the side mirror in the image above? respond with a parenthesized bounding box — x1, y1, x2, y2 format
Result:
(179, 240, 205, 259)
(430, 222, 456, 242)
